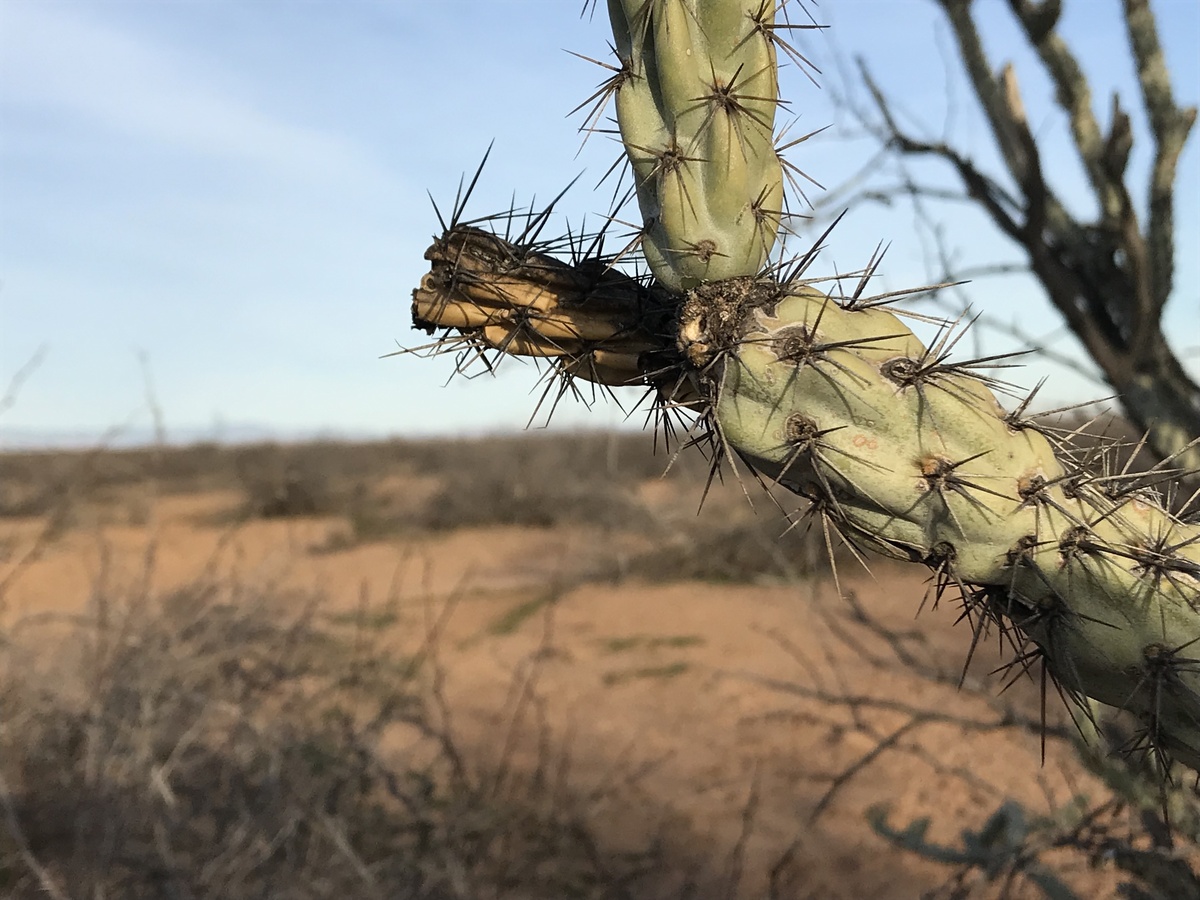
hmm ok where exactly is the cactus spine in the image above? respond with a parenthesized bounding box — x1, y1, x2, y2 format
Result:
(410, 1, 1200, 770)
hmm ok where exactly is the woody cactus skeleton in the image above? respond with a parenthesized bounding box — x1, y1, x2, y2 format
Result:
(409, 1, 1200, 769)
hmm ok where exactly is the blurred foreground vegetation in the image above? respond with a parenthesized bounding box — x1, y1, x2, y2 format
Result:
(2, 428, 1197, 898)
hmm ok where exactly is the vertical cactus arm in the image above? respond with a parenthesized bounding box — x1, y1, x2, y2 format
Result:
(608, 0, 784, 290)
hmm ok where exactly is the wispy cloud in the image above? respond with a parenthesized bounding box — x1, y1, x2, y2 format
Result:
(0, 3, 388, 185)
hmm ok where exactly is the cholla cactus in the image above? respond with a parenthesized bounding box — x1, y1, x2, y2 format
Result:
(408, 1, 1200, 770)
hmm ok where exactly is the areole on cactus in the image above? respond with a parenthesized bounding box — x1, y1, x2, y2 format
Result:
(408, 1, 1200, 771)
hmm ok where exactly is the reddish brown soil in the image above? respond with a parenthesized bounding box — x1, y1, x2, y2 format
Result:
(1, 488, 1128, 899)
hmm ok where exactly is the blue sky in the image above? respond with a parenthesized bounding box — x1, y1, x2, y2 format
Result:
(1, 0, 1197, 446)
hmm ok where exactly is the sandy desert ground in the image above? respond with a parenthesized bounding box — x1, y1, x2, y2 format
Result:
(0, 434, 1185, 898)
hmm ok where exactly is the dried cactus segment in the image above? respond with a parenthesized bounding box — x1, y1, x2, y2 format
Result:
(559, 347, 648, 387)
(607, 0, 784, 290)
(411, 225, 677, 386)
(417, 226, 653, 320)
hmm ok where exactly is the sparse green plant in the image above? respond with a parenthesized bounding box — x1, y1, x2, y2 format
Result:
(488, 591, 558, 637)
(599, 634, 704, 653)
(407, 0, 1200, 778)
(603, 661, 690, 686)
(415, 447, 647, 531)
(624, 514, 829, 583)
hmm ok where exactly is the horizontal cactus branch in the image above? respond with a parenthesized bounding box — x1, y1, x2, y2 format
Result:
(712, 282, 1200, 770)
(411, 226, 1200, 766)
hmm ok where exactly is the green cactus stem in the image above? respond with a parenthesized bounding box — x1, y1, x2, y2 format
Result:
(706, 281, 1200, 769)
(607, 0, 785, 291)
